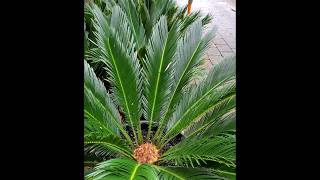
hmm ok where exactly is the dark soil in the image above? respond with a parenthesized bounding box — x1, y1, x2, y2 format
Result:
(159, 133, 184, 154)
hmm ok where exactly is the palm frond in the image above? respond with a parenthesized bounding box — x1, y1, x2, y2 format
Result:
(160, 56, 236, 147)
(84, 61, 132, 145)
(138, 0, 151, 38)
(154, 166, 226, 180)
(179, 10, 202, 33)
(183, 95, 235, 138)
(200, 109, 236, 138)
(142, 0, 173, 37)
(86, 158, 158, 180)
(91, 5, 143, 143)
(211, 168, 236, 180)
(179, 10, 213, 34)
(143, 16, 178, 140)
(118, 0, 145, 50)
(153, 21, 217, 142)
(150, 0, 172, 26)
(166, 2, 179, 29)
(85, 0, 116, 13)
(160, 133, 236, 169)
(84, 132, 133, 159)
(202, 13, 213, 27)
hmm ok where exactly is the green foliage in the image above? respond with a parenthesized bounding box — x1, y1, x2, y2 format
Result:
(84, 1, 236, 179)
(86, 158, 226, 180)
(160, 56, 235, 147)
(156, 166, 226, 180)
(91, 4, 144, 143)
(86, 158, 157, 180)
(160, 133, 236, 168)
(142, 16, 178, 139)
(153, 20, 217, 142)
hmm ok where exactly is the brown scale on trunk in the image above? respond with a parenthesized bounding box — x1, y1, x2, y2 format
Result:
(133, 143, 160, 164)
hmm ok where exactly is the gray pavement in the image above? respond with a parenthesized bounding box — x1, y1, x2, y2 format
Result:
(177, 0, 236, 67)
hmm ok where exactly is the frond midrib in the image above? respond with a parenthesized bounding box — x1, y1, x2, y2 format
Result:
(147, 28, 169, 139)
(161, 91, 235, 148)
(84, 85, 133, 145)
(84, 109, 118, 137)
(129, 163, 141, 180)
(181, 101, 236, 140)
(106, 38, 139, 143)
(154, 36, 202, 140)
(84, 141, 133, 158)
(162, 78, 235, 142)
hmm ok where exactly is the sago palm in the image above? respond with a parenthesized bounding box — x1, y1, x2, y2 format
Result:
(84, 4, 236, 180)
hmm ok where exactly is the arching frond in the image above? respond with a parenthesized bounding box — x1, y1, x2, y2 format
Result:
(143, 16, 178, 139)
(84, 61, 132, 145)
(84, 133, 133, 159)
(160, 56, 236, 147)
(200, 109, 236, 138)
(118, 0, 145, 50)
(145, 0, 173, 37)
(153, 21, 217, 142)
(86, 158, 158, 180)
(160, 134, 236, 169)
(154, 166, 226, 180)
(91, 5, 143, 143)
(183, 95, 235, 138)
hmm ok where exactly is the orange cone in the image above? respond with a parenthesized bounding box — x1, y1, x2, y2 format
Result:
(187, 2, 192, 15)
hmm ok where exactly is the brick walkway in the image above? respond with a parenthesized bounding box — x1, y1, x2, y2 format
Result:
(177, 0, 235, 69)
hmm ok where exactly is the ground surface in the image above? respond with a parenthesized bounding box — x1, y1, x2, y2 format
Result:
(177, 0, 236, 68)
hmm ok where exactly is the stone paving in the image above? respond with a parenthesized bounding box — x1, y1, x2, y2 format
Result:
(176, 0, 236, 67)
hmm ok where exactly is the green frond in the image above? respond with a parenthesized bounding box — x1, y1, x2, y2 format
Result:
(160, 134, 236, 169)
(84, 133, 133, 159)
(153, 21, 217, 141)
(150, 0, 172, 26)
(202, 13, 213, 26)
(166, 3, 179, 29)
(143, 16, 178, 139)
(138, 0, 151, 38)
(84, 61, 133, 145)
(180, 10, 202, 33)
(143, 0, 173, 37)
(160, 56, 236, 147)
(85, 47, 106, 73)
(176, 4, 188, 20)
(200, 109, 236, 138)
(183, 95, 235, 138)
(211, 168, 236, 180)
(85, 0, 116, 13)
(85, 3, 99, 54)
(86, 158, 158, 180)
(118, 0, 145, 50)
(154, 166, 227, 180)
(91, 5, 143, 143)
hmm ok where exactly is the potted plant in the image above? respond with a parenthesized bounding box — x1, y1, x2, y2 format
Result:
(84, 2, 236, 180)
